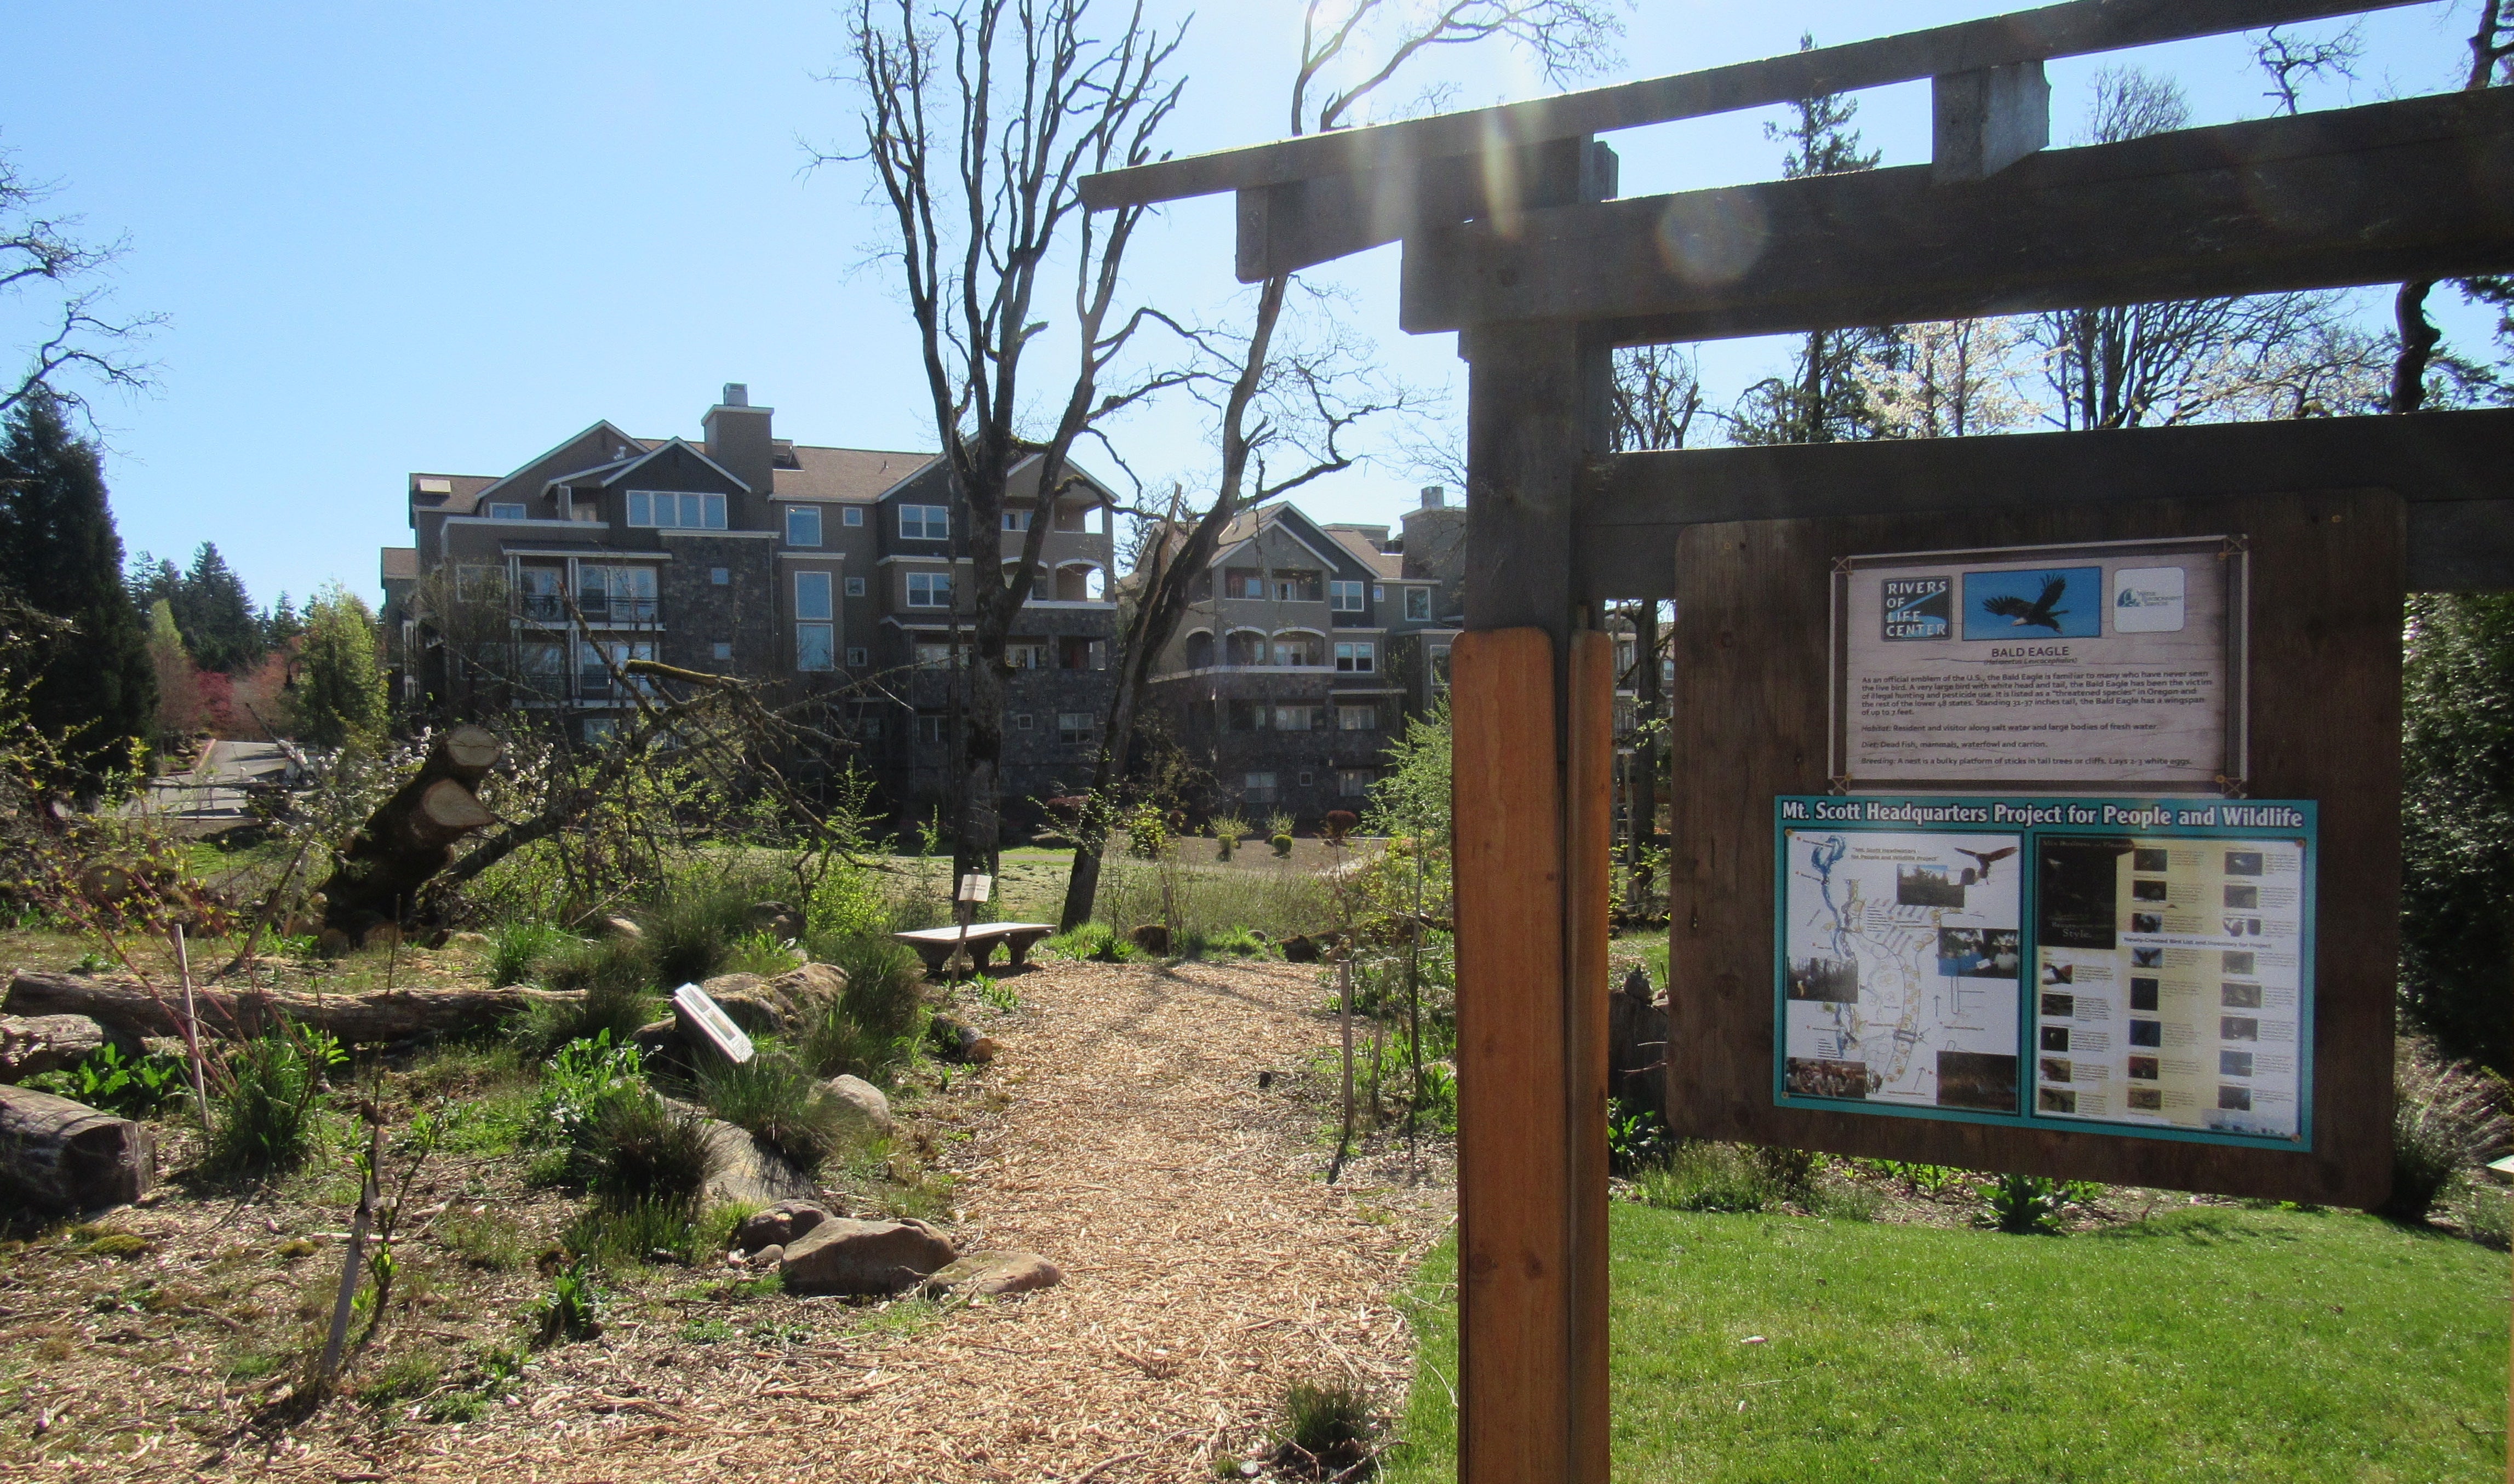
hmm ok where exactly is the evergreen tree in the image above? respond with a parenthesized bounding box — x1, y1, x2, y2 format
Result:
(125, 551, 182, 612)
(175, 542, 263, 673)
(0, 392, 153, 784)
(2400, 593, 2514, 1072)
(261, 591, 304, 650)
(295, 583, 387, 751)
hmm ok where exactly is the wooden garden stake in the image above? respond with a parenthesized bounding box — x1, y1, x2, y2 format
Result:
(1330, 954, 1356, 1183)
(169, 925, 209, 1126)
(320, 1115, 385, 1384)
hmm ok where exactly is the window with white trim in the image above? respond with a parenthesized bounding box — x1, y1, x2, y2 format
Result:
(579, 565, 657, 622)
(627, 490, 727, 530)
(794, 572, 834, 672)
(486, 502, 526, 520)
(845, 646, 868, 668)
(1337, 769, 1373, 798)
(916, 713, 947, 745)
(1003, 510, 1032, 531)
(842, 506, 864, 526)
(1008, 641, 1049, 669)
(1337, 704, 1377, 731)
(794, 571, 833, 621)
(1058, 712, 1092, 745)
(845, 576, 866, 598)
(906, 570, 952, 608)
(1273, 704, 1321, 732)
(1013, 713, 1034, 730)
(786, 505, 823, 547)
(1328, 580, 1366, 612)
(1334, 640, 1375, 673)
(899, 503, 948, 540)
(1243, 771, 1279, 803)
(914, 641, 960, 669)
(1405, 587, 1431, 621)
(795, 624, 834, 671)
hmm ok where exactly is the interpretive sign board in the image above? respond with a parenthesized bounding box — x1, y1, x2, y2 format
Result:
(1830, 537, 2246, 792)
(1774, 795, 2315, 1148)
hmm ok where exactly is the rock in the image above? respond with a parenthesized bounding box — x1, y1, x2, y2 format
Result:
(690, 1114, 821, 1207)
(752, 1243, 784, 1268)
(631, 1018, 688, 1074)
(747, 901, 806, 941)
(0, 1016, 108, 1084)
(821, 1074, 894, 1138)
(599, 916, 643, 940)
(449, 931, 493, 949)
(921, 1250, 1063, 1300)
(1130, 923, 1171, 955)
(697, 964, 847, 1039)
(1281, 934, 1320, 963)
(778, 1217, 957, 1296)
(360, 923, 403, 951)
(315, 929, 354, 959)
(734, 1201, 831, 1252)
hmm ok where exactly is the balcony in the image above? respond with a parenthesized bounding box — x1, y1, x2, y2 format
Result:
(520, 594, 661, 625)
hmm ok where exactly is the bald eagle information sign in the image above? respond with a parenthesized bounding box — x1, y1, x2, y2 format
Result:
(1775, 795, 2315, 1148)
(1830, 537, 2247, 791)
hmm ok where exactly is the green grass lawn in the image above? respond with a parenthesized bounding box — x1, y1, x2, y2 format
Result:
(1387, 1202, 2510, 1482)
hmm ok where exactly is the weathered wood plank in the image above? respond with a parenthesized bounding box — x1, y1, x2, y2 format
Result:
(1083, 0, 2429, 209)
(1571, 410, 2514, 601)
(1452, 627, 1571, 1484)
(1564, 629, 1615, 1484)
(1933, 61, 2051, 181)
(1234, 140, 1612, 284)
(1665, 491, 2400, 1206)
(1401, 89, 2514, 337)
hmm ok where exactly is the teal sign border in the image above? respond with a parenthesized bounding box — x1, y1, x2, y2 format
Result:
(1771, 794, 2317, 1151)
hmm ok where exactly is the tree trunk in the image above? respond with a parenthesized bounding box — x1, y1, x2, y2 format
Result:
(1058, 640, 1147, 931)
(2391, 279, 2441, 412)
(4, 970, 563, 1046)
(0, 1015, 110, 1083)
(0, 1084, 153, 1211)
(317, 725, 501, 933)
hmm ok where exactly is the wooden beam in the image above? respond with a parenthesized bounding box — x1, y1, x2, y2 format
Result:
(1400, 89, 2514, 338)
(1568, 410, 2514, 601)
(1452, 627, 1571, 1484)
(1081, 0, 2433, 209)
(1564, 629, 1616, 1484)
(1235, 140, 1614, 284)
(1933, 61, 2051, 181)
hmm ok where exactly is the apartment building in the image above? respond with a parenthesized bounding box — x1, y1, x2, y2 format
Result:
(380, 386, 1121, 820)
(1138, 491, 1464, 822)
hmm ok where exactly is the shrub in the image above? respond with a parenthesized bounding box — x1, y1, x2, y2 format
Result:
(25, 1042, 191, 1119)
(206, 1024, 341, 1176)
(1979, 1172, 2067, 1234)
(533, 1033, 648, 1146)
(581, 1092, 718, 1206)
(1607, 1098, 1671, 1176)
(697, 1054, 851, 1172)
(523, 1259, 604, 1345)
(724, 930, 799, 976)
(2387, 1039, 2513, 1220)
(486, 921, 565, 988)
(1276, 1379, 1377, 1475)
(1322, 810, 1356, 843)
(538, 931, 654, 997)
(1635, 1142, 1780, 1214)
(1270, 833, 1294, 857)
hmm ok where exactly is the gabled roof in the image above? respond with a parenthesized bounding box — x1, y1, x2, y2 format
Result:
(380, 547, 418, 581)
(461, 421, 646, 509)
(772, 447, 938, 503)
(1321, 524, 1402, 580)
(593, 437, 751, 494)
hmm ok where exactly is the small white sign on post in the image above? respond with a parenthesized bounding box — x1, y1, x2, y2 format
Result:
(958, 873, 993, 904)
(672, 982, 755, 1065)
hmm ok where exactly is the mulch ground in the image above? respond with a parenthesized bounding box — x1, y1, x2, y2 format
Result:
(0, 958, 1455, 1482)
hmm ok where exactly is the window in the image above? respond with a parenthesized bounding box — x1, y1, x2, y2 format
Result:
(455, 564, 493, 600)
(1373, 585, 1385, 603)
(848, 704, 885, 740)
(514, 566, 559, 619)
(1272, 635, 1320, 666)
(915, 713, 948, 745)
(711, 566, 730, 586)
(1060, 635, 1099, 671)
(899, 503, 949, 540)
(579, 640, 655, 697)
(845, 576, 867, 597)
(583, 717, 617, 743)
(1272, 570, 1323, 602)
(1274, 704, 1322, 732)
(518, 641, 565, 686)
(580, 565, 658, 622)
(793, 571, 833, 621)
(795, 624, 834, 671)
(1337, 769, 1373, 798)
(906, 570, 952, 608)
(1058, 712, 1092, 745)
(487, 502, 527, 520)
(1329, 580, 1366, 612)
(1223, 567, 1265, 599)
(1298, 770, 1315, 788)
(842, 506, 864, 526)
(712, 641, 732, 661)
(1013, 713, 1034, 730)
(845, 646, 868, 668)
(1244, 771, 1279, 803)
(627, 490, 728, 530)
(1009, 641, 1049, 669)
(1405, 587, 1431, 621)
(1003, 510, 1032, 532)
(914, 641, 958, 669)
(1338, 704, 1377, 731)
(1335, 640, 1375, 673)
(1430, 645, 1452, 690)
(1227, 699, 1270, 731)
(786, 505, 823, 547)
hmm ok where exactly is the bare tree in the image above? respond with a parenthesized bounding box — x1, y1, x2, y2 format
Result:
(1, 144, 159, 429)
(2254, 22, 2363, 116)
(2390, 1, 2511, 412)
(1055, 0, 1620, 929)
(1610, 344, 1702, 451)
(839, 0, 1187, 881)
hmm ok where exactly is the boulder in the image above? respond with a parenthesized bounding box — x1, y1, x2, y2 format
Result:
(631, 1017, 684, 1062)
(599, 916, 644, 939)
(751, 1242, 784, 1268)
(778, 1217, 957, 1296)
(1130, 923, 1171, 955)
(735, 1201, 831, 1252)
(0, 1016, 108, 1084)
(747, 901, 806, 941)
(821, 1074, 894, 1138)
(697, 964, 847, 1039)
(921, 1250, 1063, 1301)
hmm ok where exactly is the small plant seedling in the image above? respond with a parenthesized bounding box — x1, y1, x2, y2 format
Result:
(973, 975, 1018, 1011)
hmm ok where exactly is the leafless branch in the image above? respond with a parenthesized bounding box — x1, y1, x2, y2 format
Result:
(0, 145, 159, 428)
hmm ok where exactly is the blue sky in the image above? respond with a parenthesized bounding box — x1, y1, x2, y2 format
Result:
(5, 1, 2499, 610)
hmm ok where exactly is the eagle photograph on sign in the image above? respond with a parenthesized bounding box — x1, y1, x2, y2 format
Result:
(1830, 536, 2247, 791)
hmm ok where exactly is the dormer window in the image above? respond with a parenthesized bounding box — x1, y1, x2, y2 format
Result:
(628, 490, 727, 530)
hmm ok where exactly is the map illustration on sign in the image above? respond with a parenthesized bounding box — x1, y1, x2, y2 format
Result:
(1778, 826, 2023, 1114)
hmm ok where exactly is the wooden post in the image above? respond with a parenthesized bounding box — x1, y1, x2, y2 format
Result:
(1454, 133, 1614, 1481)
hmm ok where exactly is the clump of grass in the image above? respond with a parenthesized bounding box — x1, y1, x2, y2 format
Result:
(644, 880, 778, 988)
(522, 1258, 604, 1345)
(697, 1055, 851, 1172)
(206, 1024, 341, 1177)
(1978, 1173, 2068, 1234)
(1045, 921, 1138, 962)
(437, 1207, 528, 1270)
(486, 921, 566, 988)
(564, 1196, 709, 1269)
(817, 932, 927, 1042)
(1275, 1379, 1378, 1476)
(524, 937, 661, 1054)
(1634, 1142, 1783, 1214)
(2387, 1039, 2512, 1221)
(724, 930, 800, 976)
(582, 1093, 718, 1206)
(354, 1350, 444, 1411)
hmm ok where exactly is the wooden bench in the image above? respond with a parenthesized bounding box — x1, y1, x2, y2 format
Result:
(892, 923, 1056, 974)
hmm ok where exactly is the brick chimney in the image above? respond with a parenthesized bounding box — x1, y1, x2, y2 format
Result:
(701, 383, 775, 526)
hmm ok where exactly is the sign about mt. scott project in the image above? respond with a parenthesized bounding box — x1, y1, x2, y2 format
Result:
(1832, 537, 2242, 789)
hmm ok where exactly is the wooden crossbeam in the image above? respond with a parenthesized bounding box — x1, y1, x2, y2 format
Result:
(1080, 0, 2432, 210)
(1400, 89, 2514, 339)
(1570, 410, 2514, 603)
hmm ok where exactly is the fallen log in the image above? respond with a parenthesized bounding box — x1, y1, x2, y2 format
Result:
(318, 725, 502, 936)
(0, 1084, 153, 1210)
(4, 970, 571, 1046)
(0, 1014, 110, 1083)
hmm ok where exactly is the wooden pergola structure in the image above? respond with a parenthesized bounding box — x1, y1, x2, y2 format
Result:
(1084, 3, 2514, 1480)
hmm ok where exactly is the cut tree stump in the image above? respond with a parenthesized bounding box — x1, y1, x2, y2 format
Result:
(4, 970, 568, 1046)
(317, 724, 502, 936)
(0, 1084, 153, 1210)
